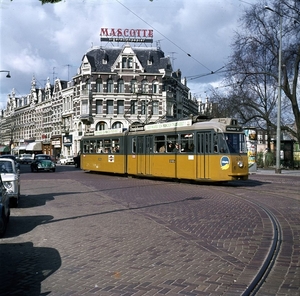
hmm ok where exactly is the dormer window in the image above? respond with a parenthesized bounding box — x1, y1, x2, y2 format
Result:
(148, 53, 153, 65)
(128, 57, 133, 68)
(122, 56, 134, 69)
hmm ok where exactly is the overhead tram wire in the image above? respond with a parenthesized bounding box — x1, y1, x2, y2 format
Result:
(186, 66, 227, 81)
(115, 0, 213, 72)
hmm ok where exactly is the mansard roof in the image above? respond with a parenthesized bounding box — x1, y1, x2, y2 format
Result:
(83, 45, 172, 73)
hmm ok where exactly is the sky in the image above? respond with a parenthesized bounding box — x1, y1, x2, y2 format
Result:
(0, 0, 259, 109)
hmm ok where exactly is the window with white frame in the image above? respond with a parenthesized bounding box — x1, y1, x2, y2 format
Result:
(106, 100, 114, 114)
(117, 100, 124, 114)
(96, 79, 103, 92)
(152, 80, 159, 94)
(131, 100, 137, 114)
(152, 101, 159, 115)
(131, 79, 137, 93)
(117, 79, 124, 93)
(96, 100, 103, 114)
(107, 79, 114, 93)
(81, 99, 88, 114)
(141, 80, 148, 93)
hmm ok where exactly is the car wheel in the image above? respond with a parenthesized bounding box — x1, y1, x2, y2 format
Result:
(0, 213, 7, 238)
(31, 167, 34, 172)
(10, 198, 18, 208)
(52, 169, 56, 172)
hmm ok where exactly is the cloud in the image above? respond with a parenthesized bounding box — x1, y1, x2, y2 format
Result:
(0, 0, 258, 108)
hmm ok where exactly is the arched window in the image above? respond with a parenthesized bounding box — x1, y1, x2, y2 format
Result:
(141, 79, 148, 93)
(122, 57, 127, 68)
(107, 79, 114, 93)
(131, 79, 137, 93)
(96, 121, 107, 130)
(117, 79, 124, 93)
(86, 79, 91, 91)
(112, 122, 123, 129)
(78, 122, 83, 136)
(152, 80, 159, 94)
(96, 78, 103, 92)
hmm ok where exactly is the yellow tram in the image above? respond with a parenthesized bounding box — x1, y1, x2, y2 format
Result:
(80, 118, 249, 182)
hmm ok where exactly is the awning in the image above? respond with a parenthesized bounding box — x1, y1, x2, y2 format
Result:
(13, 145, 27, 151)
(0, 146, 10, 153)
(26, 142, 42, 151)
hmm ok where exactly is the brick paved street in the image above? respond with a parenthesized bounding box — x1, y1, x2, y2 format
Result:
(0, 165, 299, 296)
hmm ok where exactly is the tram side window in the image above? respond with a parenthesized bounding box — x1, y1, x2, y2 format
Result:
(132, 138, 136, 153)
(206, 133, 212, 154)
(155, 135, 166, 153)
(103, 139, 111, 153)
(96, 139, 104, 153)
(166, 135, 178, 152)
(180, 133, 194, 152)
(111, 138, 120, 153)
(89, 140, 97, 153)
(83, 140, 90, 153)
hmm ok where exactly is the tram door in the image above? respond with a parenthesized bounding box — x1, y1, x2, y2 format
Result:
(197, 132, 211, 179)
(137, 136, 145, 175)
(145, 136, 152, 175)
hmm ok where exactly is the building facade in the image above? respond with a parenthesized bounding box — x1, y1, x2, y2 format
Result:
(0, 44, 199, 158)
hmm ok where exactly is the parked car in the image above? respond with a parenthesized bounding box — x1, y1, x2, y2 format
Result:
(73, 152, 81, 168)
(31, 154, 56, 172)
(60, 156, 74, 165)
(0, 174, 10, 237)
(19, 153, 33, 164)
(0, 158, 20, 208)
(0, 155, 20, 172)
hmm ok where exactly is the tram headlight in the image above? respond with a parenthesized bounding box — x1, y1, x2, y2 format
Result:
(237, 161, 244, 168)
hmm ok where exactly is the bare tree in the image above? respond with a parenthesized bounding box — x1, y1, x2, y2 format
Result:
(212, 0, 300, 144)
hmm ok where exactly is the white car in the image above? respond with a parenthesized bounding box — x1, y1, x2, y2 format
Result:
(60, 156, 74, 165)
(19, 153, 33, 164)
(0, 158, 20, 207)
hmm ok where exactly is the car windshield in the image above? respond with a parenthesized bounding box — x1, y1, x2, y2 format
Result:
(37, 156, 51, 160)
(0, 161, 14, 173)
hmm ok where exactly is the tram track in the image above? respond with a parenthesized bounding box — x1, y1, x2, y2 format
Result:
(240, 199, 282, 296)
(208, 181, 295, 295)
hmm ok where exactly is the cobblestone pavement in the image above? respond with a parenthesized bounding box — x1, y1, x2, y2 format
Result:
(0, 165, 299, 296)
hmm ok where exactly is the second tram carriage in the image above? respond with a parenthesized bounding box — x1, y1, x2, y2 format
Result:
(79, 118, 249, 182)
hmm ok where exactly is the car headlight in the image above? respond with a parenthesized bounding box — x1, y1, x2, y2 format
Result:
(237, 161, 244, 168)
(3, 181, 13, 192)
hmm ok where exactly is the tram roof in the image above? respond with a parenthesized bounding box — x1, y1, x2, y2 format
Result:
(129, 118, 242, 134)
(81, 118, 242, 139)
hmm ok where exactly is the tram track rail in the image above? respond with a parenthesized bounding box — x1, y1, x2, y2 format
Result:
(207, 178, 298, 295)
(241, 199, 282, 296)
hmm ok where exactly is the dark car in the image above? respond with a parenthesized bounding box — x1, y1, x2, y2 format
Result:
(0, 174, 10, 237)
(31, 154, 56, 172)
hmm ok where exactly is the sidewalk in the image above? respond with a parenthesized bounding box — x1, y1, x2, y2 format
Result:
(251, 168, 300, 176)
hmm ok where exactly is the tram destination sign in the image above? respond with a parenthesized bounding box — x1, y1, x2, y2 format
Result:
(145, 120, 192, 131)
(100, 27, 153, 43)
(226, 126, 243, 132)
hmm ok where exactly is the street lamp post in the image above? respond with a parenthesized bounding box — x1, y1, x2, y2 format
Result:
(0, 70, 11, 78)
(265, 6, 282, 174)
